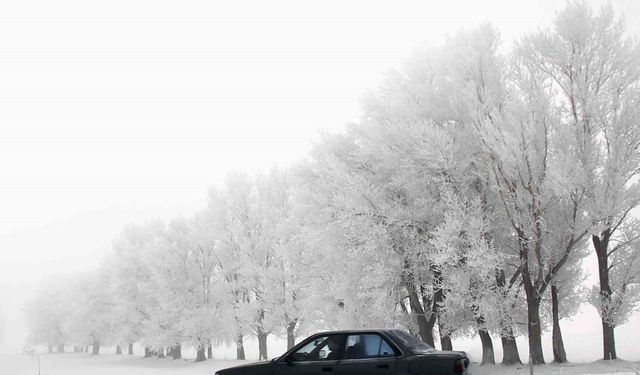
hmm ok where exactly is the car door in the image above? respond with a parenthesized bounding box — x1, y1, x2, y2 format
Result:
(273, 359, 339, 375)
(335, 333, 399, 375)
(273, 334, 344, 375)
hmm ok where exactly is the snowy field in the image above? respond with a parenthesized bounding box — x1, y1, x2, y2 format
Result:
(1, 353, 639, 375)
(0, 353, 236, 375)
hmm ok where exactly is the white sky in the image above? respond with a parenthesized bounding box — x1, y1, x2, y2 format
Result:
(1, 0, 639, 358)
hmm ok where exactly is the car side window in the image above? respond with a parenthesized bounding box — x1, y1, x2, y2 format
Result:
(379, 338, 396, 357)
(344, 334, 398, 359)
(289, 335, 341, 361)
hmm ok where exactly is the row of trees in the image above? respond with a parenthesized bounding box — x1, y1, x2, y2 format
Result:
(24, 170, 315, 361)
(25, 2, 640, 365)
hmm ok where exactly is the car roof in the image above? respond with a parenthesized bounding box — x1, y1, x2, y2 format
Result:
(312, 328, 402, 335)
(295, 329, 410, 357)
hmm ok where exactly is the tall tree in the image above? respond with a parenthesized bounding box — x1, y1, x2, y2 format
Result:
(68, 270, 117, 355)
(24, 278, 73, 351)
(546, 261, 585, 363)
(360, 24, 528, 362)
(430, 190, 505, 364)
(517, 2, 640, 360)
(440, 17, 598, 365)
(301, 111, 483, 349)
(208, 174, 260, 360)
(111, 221, 165, 357)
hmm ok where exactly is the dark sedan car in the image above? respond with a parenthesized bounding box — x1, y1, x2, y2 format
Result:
(215, 329, 470, 375)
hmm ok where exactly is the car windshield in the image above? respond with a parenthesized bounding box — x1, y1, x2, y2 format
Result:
(390, 330, 435, 354)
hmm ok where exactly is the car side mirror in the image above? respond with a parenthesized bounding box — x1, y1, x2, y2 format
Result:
(285, 355, 294, 366)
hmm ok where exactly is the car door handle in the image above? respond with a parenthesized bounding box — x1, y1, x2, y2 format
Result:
(321, 366, 333, 372)
(377, 364, 389, 369)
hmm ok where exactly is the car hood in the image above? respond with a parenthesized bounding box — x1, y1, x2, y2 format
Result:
(216, 360, 273, 375)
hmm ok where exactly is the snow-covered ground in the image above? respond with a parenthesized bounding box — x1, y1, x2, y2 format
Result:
(470, 361, 640, 375)
(1, 353, 639, 375)
(0, 353, 236, 375)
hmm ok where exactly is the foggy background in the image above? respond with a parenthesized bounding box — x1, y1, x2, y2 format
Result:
(1, 0, 640, 361)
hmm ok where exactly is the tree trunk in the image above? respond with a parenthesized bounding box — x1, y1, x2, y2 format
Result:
(430, 270, 447, 349)
(602, 321, 617, 360)
(473, 306, 495, 365)
(524, 294, 544, 364)
(439, 331, 453, 351)
(196, 346, 207, 362)
(236, 333, 245, 360)
(593, 233, 617, 360)
(405, 278, 435, 346)
(171, 344, 182, 359)
(520, 237, 545, 365)
(286, 319, 297, 349)
(495, 270, 521, 366)
(56, 344, 65, 353)
(440, 335, 452, 351)
(438, 312, 453, 351)
(92, 340, 100, 355)
(144, 346, 152, 358)
(116, 345, 122, 355)
(207, 344, 213, 359)
(551, 285, 567, 363)
(478, 328, 495, 365)
(500, 331, 522, 365)
(257, 331, 269, 360)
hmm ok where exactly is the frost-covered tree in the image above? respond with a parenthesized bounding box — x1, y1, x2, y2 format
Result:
(302, 131, 419, 337)
(290, 160, 376, 333)
(544, 259, 586, 363)
(111, 221, 165, 357)
(24, 278, 74, 352)
(147, 218, 208, 361)
(188, 212, 229, 360)
(111, 217, 223, 361)
(536, 176, 591, 363)
(516, 2, 640, 360)
(67, 270, 117, 355)
(26, 273, 118, 355)
(448, 18, 595, 365)
(588, 219, 640, 357)
(207, 184, 250, 360)
(141, 221, 185, 358)
(208, 172, 284, 360)
(211, 169, 309, 359)
(301, 108, 488, 351)
(430, 191, 501, 364)
(472, 65, 591, 365)
(360, 23, 529, 364)
(253, 168, 315, 350)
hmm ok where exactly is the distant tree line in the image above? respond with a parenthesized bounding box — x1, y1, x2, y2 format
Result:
(25, 2, 640, 365)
